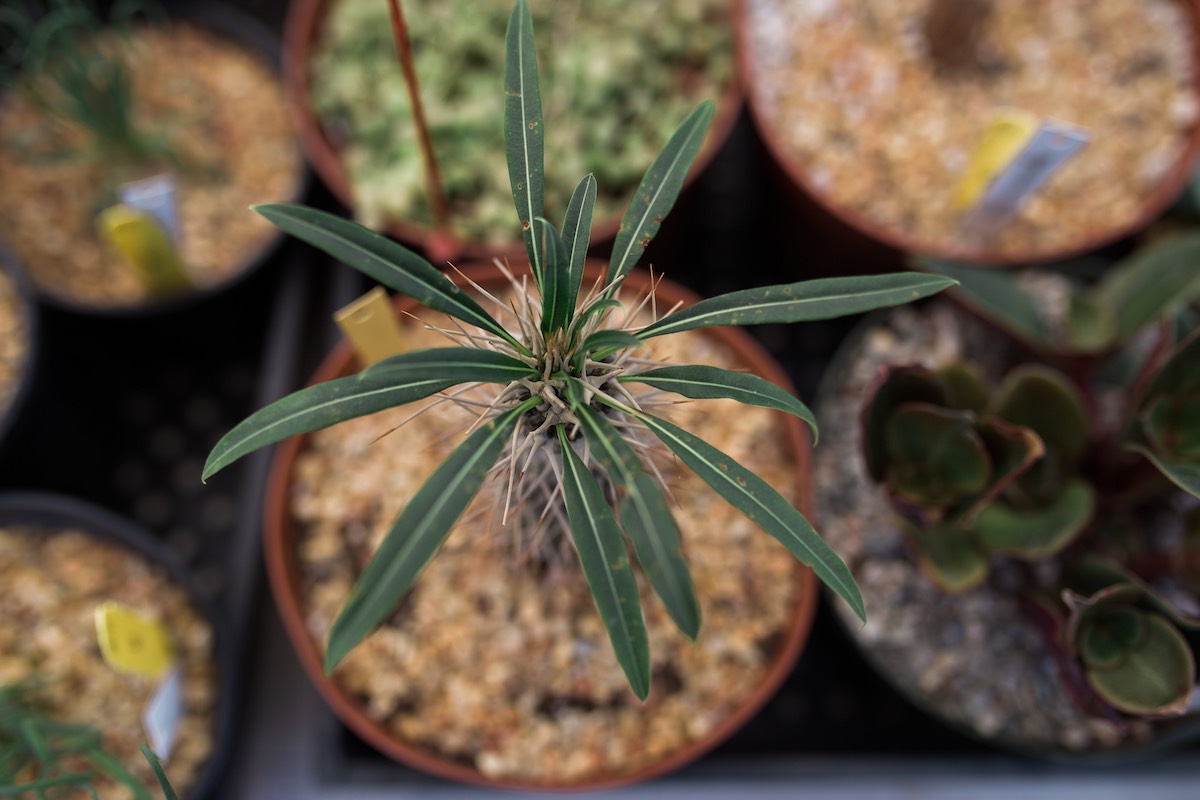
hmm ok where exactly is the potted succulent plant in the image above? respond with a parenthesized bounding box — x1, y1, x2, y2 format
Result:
(0, 492, 233, 799)
(204, 0, 953, 788)
(287, 0, 739, 260)
(0, 0, 305, 313)
(737, 0, 1200, 266)
(814, 237, 1200, 754)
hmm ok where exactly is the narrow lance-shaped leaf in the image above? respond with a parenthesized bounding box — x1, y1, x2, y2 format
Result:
(582, 329, 644, 361)
(627, 407, 866, 621)
(561, 173, 596, 315)
(140, 745, 179, 800)
(638, 273, 958, 339)
(918, 258, 1052, 348)
(556, 425, 651, 700)
(88, 749, 154, 800)
(576, 403, 700, 639)
(326, 400, 535, 672)
(607, 101, 714, 291)
(504, 0, 544, 282)
(1130, 444, 1200, 500)
(622, 365, 818, 442)
(204, 348, 537, 481)
(253, 204, 525, 353)
(535, 218, 571, 335)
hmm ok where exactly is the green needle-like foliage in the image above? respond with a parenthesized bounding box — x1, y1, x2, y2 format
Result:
(0, 684, 155, 799)
(206, 0, 954, 698)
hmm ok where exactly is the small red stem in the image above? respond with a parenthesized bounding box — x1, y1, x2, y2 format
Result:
(387, 0, 451, 232)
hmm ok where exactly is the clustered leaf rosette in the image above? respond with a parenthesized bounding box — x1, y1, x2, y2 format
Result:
(862, 247, 1200, 718)
(202, 0, 955, 700)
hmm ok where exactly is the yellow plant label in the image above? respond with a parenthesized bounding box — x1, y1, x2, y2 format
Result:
(335, 286, 408, 365)
(954, 109, 1039, 210)
(95, 204, 192, 296)
(94, 602, 174, 679)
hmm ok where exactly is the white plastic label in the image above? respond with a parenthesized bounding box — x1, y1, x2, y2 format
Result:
(965, 121, 1091, 234)
(120, 174, 181, 242)
(142, 666, 184, 762)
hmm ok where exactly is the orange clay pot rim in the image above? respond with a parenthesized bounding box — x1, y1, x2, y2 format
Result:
(283, 0, 744, 264)
(263, 261, 819, 792)
(733, 0, 1200, 268)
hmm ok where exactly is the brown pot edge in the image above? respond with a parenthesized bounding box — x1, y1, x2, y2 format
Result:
(262, 262, 820, 791)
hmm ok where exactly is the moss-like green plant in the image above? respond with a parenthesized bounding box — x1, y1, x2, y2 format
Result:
(0, 0, 179, 171)
(204, 0, 954, 699)
(861, 244, 1200, 716)
(0, 684, 157, 799)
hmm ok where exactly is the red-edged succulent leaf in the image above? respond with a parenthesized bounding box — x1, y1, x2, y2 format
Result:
(862, 364, 947, 481)
(901, 518, 990, 593)
(958, 417, 1045, 525)
(972, 478, 1095, 560)
(884, 404, 992, 508)
(937, 362, 990, 412)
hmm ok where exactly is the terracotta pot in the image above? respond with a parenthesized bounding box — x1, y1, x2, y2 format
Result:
(0, 492, 236, 799)
(735, 0, 1200, 267)
(263, 262, 819, 791)
(283, 0, 743, 264)
(3, 1, 309, 318)
(0, 246, 38, 456)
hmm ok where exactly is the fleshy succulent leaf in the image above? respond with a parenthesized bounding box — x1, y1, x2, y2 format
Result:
(622, 365, 818, 441)
(203, 348, 537, 481)
(253, 204, 524, 353)
(561, 174, 596, 313)
(862, 364, 947, 481)
(993, 365, 1089, 468)
(1129, 444, 1200, 500)
(607, 101, 714, 292)
(576, 405, 700, 639)
(638, 273, 957, 340)
(1094, 233, 1200, 341)
(905, 519, 990, 592)
(628, 408, 866, 622)
(918, 258, 1052, 348)
(504, 0, 544, 282)
(972, 478, 1095, 559)
(1067, 292, 1118, 352)
(885, 404, 991, 504)
(534, 218, 571, 335)
(1083, 612, 1195, 716)
(937, 363, 990, 413)
(556, 425, 651, 700)
(958, 418, 1045, 524)
(325, 401, 534, 673)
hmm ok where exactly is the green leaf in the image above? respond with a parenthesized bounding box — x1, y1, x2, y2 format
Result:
(253, 204, 524, 352)
(973, 479, 1095, 559)
(556, 425, 651, 700)
(622, 365, 818, 442)
(1130, 444, 1200, 500)
(607, 101, 714, 290)
(1143, 327, 1200, 400)
(534, 218, 571, 335)
(582, 329, 644, 360)
(324, 401, 534, 673)
(139, 746, 178, 800)
(885, 405, 991, 500)
(630, 409, 865, 621)
(861, 365, 947, 481)
(905, 519, 990, 593)
(1085, 612, 1195, 715)
(1066, 292, 1117, 352)
(576, 406, 700, 639)
(203, 348, 536, 481)
(638, 273, 957, 339)
(561, 174, 596, 313)
(1095, 233, 1200, 340)
(993, 365, 1090, 467)
(88, 749, 153, 800)
(504, 0, 544, 281)
(919, 259, 1052, 347)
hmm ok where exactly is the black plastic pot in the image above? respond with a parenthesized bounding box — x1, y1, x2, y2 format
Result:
(0, 491, 237, 799)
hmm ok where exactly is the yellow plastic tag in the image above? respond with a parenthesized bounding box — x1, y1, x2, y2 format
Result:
(954, 109, 1039, 210)
(94, 602, 174, 679)
(95, 204, 192, 296)
(335, 286, 408, 365)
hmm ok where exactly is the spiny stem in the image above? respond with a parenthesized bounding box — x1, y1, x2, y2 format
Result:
(387, 0, 451, 231)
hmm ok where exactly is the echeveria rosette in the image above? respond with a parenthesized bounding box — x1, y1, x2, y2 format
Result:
(202, 0, 956, 700)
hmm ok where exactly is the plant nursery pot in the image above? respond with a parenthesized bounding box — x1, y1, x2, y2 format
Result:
(737, 0, 1200, 267)
(263, 262, 819, 791)
(811, 301, 1200, 761)
(284, 0, 741, 264)
(0, 247, 38, 456)
(0, 491, 235, 799)
(0, 1, 307, 316)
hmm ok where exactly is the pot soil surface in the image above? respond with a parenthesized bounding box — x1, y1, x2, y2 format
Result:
(0, 267, 28, 419)
(0, 22, 303, 309)
(289, 286, 805, 784)
(307, 0, 732, 246)
(0, 524, 217, 798)
(743, 0, 1199, 261)
(813, 301, 1198, 753)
